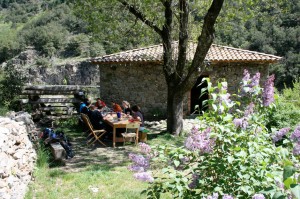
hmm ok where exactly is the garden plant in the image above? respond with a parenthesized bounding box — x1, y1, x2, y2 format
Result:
(128, 70, 300, 198)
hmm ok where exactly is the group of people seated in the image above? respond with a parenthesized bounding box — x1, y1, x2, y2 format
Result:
(79, 98, 145, 133)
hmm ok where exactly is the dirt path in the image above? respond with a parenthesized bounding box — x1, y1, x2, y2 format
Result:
(62, 133, 138, 172)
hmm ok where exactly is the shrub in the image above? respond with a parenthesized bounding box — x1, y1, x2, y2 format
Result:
(128, 70, 300, 198)
(268, 80, 300, 130)
(0, 61, 26, 110)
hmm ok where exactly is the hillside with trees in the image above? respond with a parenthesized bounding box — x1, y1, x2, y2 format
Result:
(0, 0, 299, 90)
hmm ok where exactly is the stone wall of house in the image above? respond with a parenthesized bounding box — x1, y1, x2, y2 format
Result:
(0, 111, 37, 199)
(99, 62, 270, 118)
(209, 62, 269, 93)
(99, 63, 168, 118)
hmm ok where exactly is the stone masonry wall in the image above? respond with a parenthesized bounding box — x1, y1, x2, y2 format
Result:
(0, 112, 37, 199)
(99, 62, 269, 118)
(209, 62, 269, 93)
(99, 63, 167, 117)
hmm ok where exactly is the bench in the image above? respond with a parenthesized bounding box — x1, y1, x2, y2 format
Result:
(19, 85, 100, 116)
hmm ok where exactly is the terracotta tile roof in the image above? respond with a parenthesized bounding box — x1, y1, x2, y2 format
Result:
(91, 41, 282, 64)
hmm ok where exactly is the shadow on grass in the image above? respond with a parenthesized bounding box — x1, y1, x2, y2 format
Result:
(38, 116, 184, 173)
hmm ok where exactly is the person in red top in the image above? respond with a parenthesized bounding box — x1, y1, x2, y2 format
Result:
(111, 101, 122, 112)
(95, 98, 106, 109)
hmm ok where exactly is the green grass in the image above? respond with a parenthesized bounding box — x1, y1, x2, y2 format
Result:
(25, 116, 181, 199)
(25, 166, 147, 199)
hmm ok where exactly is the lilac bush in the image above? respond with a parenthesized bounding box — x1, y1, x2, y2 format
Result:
(128, 70, 300, 198)
(262, 74, 275, 106)
(184, 127, 215, 153)
(271, 127, 290, 143)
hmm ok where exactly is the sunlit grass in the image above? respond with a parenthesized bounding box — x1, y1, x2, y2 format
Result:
(26, 164, 148, 199)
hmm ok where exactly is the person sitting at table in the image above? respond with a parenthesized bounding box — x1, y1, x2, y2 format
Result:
(111, 101, 122, 113)
(89, 105, 106, 130)
(95, 98, 106, 109)
(122, 100, 132, 115)
(131, 105, 145, 131)
(81, 100, 92, 117)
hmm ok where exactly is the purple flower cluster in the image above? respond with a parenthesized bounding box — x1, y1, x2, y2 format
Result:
(244, 102, 255, 117)
(206, 193, 219, 199)
(188, 173, 199, 189)
(293, 143, 300, 156)
(128, 153, 150, 174)
(240, 69, 261, 96)
(128, 143, 155, 182)
(271, 127, 290, 143)
(139, 142, 152, 155)
(185, 127, 215, 154)
(262, 74, 275, 106)
(218, 93, 232, 107)
(252, 194, 265, 199)
(290, 125, 300, 143)
(233, 117, 248, 130)
(133, 172, 154, 182)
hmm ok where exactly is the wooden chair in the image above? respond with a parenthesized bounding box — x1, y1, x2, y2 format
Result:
(121, 122, 140, 145)
(81, 113, 107, 147)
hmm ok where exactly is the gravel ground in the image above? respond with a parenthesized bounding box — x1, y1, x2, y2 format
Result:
(144, 118, 202, 135)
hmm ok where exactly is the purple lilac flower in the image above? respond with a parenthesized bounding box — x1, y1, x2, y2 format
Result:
(206, 193, 219, 199)
(243, 69, 250, 82)
(128, 165, 145, 172)
(244, 102, 255, 117)
(240, 70, 261, 95)
(223, 195, 234, 199)
(188, 173, 199, 189)
(262, 74, 275, 106)
(139, 142, 151, 155)
(293, 143, 300, 156)
(218, 93, 232, 107)
(250, 72, 261, 88)
(128, 153, 150, 170)
(233, 117, 248, 130)
(185, 127, 215, 154)
(272, 127, 290, 143)
(252, 194, 265, 199)
(290, 125, 300, 143)
(133, 172, 154, 182)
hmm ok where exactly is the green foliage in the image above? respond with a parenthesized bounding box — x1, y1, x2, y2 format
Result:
(0, 23, 21, 62)
(130, 73, 299, 198)
(215, 1, 300, 90)
(268, 80, 300, 129)
(19, 21, 69, 56)
(0, 61, 26, 110)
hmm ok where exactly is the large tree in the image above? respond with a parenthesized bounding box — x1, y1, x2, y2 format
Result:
(75, 0, 224, 135)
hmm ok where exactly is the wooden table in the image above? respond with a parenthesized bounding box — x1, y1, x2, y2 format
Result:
(104, 114, 139, 147)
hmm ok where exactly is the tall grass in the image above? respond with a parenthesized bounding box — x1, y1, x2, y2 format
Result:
(35, 142, 51, 168)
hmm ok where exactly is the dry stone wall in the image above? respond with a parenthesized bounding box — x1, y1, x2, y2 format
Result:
(0, 112, 37, 199)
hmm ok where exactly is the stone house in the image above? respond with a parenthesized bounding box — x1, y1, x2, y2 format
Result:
(91, 42, 281, 118)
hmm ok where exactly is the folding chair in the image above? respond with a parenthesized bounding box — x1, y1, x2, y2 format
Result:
(81, 113, 107, 147)
(121, 122, 140, 145)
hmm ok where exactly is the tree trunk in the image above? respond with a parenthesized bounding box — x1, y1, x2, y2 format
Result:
(166, 86, 184, 135)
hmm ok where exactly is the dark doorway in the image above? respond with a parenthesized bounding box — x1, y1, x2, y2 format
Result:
(190, 76, 208, 114)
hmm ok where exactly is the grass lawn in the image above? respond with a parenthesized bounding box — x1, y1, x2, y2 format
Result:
(25, 117, 180, 199)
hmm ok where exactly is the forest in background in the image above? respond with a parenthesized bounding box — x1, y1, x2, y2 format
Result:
(0, 0, 299, 90)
